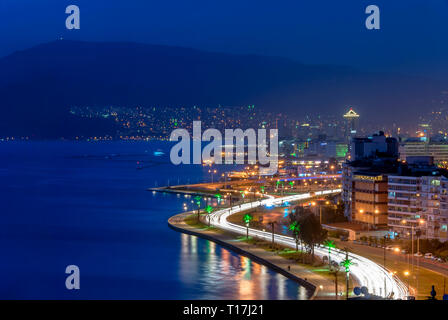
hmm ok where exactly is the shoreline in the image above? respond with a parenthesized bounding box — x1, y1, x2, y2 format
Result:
(168, 211, 342, 300)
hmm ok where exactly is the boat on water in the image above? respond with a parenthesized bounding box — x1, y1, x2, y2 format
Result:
(153, 149, 165, 156)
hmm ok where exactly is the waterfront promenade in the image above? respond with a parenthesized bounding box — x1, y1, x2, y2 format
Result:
(168, 188, 410, 299)
(169, 211, 344, 300)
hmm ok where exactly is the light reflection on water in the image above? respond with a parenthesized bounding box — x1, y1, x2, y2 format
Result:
(0, 141, 309, 299)
(180, 233, 308, 300)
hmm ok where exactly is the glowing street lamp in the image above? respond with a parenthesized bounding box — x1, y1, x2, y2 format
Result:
(268, 221, 277, 248)
(403, 271, 411, 293)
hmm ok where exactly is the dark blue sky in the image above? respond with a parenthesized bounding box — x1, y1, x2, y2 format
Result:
(1, 0, 448, 77)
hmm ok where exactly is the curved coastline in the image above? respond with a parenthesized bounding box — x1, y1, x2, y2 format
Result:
(168, 212, 318, 300)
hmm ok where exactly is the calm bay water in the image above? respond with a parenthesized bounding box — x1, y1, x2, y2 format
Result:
(0, 141, 306, 299)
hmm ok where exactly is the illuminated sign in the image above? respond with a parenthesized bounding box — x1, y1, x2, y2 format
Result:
(353, 175, 383, 181)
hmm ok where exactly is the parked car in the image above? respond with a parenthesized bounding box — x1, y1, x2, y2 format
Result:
(424, 253, 434, 259)
(414, 252, 423, 257)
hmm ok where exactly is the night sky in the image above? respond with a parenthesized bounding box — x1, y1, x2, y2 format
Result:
(1, 0, 448, 78)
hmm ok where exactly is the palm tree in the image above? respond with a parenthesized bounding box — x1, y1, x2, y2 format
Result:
(288, 221, 301, 252)
(240, 191, 246, 203)
(194, 195, 202, 221)
(268, 221, 277, 248)
(340, 251, 353, 300)
(214, 193, 222, 204)
(324, 239, 336, 270)
(205, 205, 214, 227)
(243, 213, 253, 239)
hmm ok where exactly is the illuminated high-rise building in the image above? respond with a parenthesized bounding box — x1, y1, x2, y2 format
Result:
(343, 107, 360, 157)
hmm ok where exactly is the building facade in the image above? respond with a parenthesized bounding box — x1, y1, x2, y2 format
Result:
(387, 175, 422, 237)
(387, 158, 448, 241)
(351, 173, 388, 225)
(399, 140, 448, 167)
(343, 108, 359, 155)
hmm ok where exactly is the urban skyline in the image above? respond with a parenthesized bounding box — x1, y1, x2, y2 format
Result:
(2, 1, 448, 310)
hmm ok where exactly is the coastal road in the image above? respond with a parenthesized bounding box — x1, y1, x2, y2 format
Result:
(208, 189, 409, 300)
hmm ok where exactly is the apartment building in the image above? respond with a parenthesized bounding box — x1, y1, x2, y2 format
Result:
(399, 139, 448, 167)
(342, 131, 399, 223)
(351, 172, 388, 225)
(387, 157, 448, 241)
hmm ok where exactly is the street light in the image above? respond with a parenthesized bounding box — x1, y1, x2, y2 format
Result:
(311, 200, 331, 225)
(268, 221, 277, 248)
(404, 271, 411, 293)
(382, 234, 390, 298)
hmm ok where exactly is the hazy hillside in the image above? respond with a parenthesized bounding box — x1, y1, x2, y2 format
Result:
(0, 40, 445, 137)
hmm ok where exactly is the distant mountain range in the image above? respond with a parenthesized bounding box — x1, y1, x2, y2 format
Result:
(0, 40, 445, 138)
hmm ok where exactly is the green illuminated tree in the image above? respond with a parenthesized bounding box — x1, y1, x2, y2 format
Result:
(289, 221, 301, 252)
(341, 258, 353, 273)
(340, 251, 353, 300)
(324, 239, 336, 270)
(205, 205, 214, 226)
(194, 195, 202, 220)
(243, 213, 253, 239)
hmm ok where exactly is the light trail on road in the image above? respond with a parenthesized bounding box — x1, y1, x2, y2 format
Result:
(209, 189, 409, 299)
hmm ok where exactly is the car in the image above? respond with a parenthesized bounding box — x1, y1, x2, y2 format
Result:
(401, 249, 408, 254)
(434, 257, 444, 263)
(424, 253, 434, 259)
(385, 245, 394, 251)
(414, 252, 423, 257)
